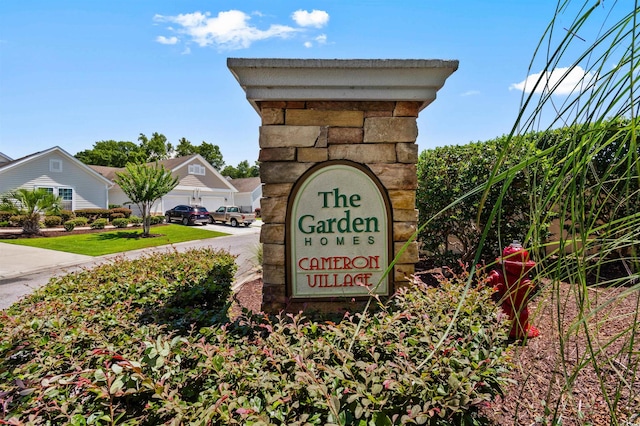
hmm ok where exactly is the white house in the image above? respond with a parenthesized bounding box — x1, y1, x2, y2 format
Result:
(90, 154, 238, 216)
(0, 147, 113, 211)
(1, 148, 258, 216)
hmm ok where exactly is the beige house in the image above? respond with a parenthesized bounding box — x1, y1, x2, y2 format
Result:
(228, 177, 262, 213)
(90, 154, 238, 216)
(0, 146, 113, 211)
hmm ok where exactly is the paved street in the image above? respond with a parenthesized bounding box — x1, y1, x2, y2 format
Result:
(0, 222, 261, 310)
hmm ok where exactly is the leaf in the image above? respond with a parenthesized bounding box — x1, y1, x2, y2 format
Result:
(110, 376, 125, 394)
(371, 412, 393, 426)
(18, 388, 35, 396)
(94, 369, 107, 383)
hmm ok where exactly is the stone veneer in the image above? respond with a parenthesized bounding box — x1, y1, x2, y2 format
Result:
(258, 100, 421, 312)
(228, 58, 458, 313)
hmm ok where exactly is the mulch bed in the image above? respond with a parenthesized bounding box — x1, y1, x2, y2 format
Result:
(0, 225, 169, 239)
(231, 264, 640, 425)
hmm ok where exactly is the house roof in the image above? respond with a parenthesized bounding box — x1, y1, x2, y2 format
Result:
(88, 155, 202, 182)
(89, 154, 238, 192)
(0, 146, 113, 186)
(89, 165, 121, 181)
(229, 177, 261, 193)
(0, 152, 12, 163)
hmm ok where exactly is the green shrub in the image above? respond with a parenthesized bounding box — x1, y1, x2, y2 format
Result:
(0, 210, 14, 222)
(71, 217, 89, 226)
(0, 253, 510, 425)
(63, 220, 75, 231)
(59, 210, 75, 222)
(112, 217, 129, 228)
(417, 135, 556, 266)
(74, 208, 110, 221)
(90, 218, 108, 229)
(129, 215, 142, 226)
(149, 215, 164, 225)
(43, 215, 62, 227)
(9, 214, 26, 227)
(0, 220, 10, 227)
(109, 207, 132, 218)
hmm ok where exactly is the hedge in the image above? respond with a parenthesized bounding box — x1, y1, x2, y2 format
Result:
(0, 250, 512, 425)
(416, 119, 639, 267)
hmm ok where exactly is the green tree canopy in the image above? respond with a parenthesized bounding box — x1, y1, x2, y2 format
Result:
(138, 132, 173, 162)
(175, 138, 225, 170)
(75, 140, 145, 167)
(221, 160, 259, 179)
(115, 163, 179, 236)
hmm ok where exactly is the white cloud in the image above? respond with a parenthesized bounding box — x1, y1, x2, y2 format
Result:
(509, 66, 597, 95)
(154, 10, 299, 50)
(303, 34, 328, 48)
(156, 35, 178, 45)
(461, 90, 480, 97)
(181, 47, 191, 55)
(292, 10, 329, 28)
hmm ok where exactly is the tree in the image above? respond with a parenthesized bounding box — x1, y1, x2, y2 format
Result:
(221, 160, 259, 178)
(3, 188, 61, 235)
(75, 140, 146, 167)
(115, 163, 179, 236)
(197, 142, 225, 170)
(138, 132, 173, 162)
(175, 137, 197, 157)
(176, 138, 225, 170)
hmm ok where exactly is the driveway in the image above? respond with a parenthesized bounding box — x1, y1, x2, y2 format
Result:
(0, 221, 262, 310)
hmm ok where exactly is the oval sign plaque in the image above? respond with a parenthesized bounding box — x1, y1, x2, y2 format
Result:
(287, 162, 391, 299)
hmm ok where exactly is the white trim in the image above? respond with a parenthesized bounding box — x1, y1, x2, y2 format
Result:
(0, 146, 113, 187)
(36, 185, 75, 211)
(188, 163, 206, 175)
(228, 58, 459, 113)
(169, 154, 238, 192)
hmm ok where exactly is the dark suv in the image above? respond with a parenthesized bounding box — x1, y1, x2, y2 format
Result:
(165, 205, 211, 226)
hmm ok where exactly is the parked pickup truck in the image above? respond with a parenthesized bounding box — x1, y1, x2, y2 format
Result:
(211, 206, 256, 227)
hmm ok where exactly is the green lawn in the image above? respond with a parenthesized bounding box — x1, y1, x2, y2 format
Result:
(1, 224, 229, 256)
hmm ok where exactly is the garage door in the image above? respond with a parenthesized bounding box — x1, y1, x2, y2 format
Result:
(161, 196, 191, 214)
(201, 196, 226, 212)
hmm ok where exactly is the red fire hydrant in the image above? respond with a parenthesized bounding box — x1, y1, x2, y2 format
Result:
(488, 241, 540, 339)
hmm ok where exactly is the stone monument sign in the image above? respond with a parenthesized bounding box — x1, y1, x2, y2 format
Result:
(228, 58, 458, 313)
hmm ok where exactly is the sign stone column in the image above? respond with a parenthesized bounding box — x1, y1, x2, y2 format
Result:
(228, 58, 458, 313)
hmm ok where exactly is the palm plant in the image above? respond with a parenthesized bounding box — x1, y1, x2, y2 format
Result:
(4, 188, 61, 234)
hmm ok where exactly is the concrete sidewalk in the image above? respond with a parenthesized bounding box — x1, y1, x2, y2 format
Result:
(0, 221, 262, 281)
(0, 228, 262, 310)
(0, 243, 94, 280)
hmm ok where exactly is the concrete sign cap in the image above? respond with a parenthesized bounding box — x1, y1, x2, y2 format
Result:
(227, 58, 459, 112)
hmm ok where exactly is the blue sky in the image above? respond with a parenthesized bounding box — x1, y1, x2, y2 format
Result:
(0, 1, 611, 166)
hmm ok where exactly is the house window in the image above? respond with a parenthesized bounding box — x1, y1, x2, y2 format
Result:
(58, 188, 73, 211)
(188, 164, 205, 176)
(38, 187, 73, 210)
(50, 159, 63, 172)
